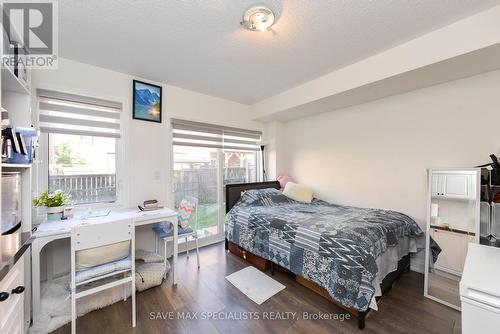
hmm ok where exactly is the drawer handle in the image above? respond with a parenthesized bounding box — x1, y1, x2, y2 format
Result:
(0, 291, 9, 302)
(12, 286, 25, 294)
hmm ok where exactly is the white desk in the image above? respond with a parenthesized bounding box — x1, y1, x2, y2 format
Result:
(31, 207, 178, 323)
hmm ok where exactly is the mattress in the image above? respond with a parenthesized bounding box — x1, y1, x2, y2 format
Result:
(225, 188, 425, 312)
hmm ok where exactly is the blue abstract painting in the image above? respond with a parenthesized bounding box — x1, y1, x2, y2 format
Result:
(133, 80, 162, 122)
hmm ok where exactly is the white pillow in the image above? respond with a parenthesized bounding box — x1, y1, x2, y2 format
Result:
(136, 261, 170, 292)
(136, 249, 164, 263)
(76, 240, 130, 271)
(282, 182, 313, 203)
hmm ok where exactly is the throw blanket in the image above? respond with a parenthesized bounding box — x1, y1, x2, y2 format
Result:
(225, 188, 425, 312)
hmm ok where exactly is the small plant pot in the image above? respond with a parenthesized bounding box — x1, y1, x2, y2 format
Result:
(47, 206, 64, 220)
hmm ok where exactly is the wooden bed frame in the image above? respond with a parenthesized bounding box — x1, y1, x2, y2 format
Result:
(224, 181, 411, 330)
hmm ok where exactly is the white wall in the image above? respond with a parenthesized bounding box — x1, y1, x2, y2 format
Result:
(283, 69, 500, 271)
(263, 121, 286, 180)
(31, 57, 261, 277)
(31, 58, 260, 207)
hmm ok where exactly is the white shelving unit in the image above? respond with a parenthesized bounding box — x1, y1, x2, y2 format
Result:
(1, 44, 33, 234)
(1, 163, 31, 169)
(0, 23, 34, 334)
(1, 67, 30, 95)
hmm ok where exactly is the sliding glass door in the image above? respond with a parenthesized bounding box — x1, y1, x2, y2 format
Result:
(173, 146, 220, 238)
(171, 119, 262, 242)
(173, 146, 261, 240)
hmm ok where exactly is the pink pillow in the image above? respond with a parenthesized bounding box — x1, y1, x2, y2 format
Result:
(277, 175, 294, 191)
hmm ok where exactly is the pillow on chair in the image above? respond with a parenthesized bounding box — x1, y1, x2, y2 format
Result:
(157, 222, 173, 233)
(76, 240, 130, 271)
(282, 182, 313, 203)
(76, 256, 132, 283)
(178, 198, 196, 229)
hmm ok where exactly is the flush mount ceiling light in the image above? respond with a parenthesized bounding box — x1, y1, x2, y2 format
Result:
(240, 5, 275, 32)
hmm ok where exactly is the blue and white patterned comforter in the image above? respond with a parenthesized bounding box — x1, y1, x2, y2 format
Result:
(225, 188, 424, 312)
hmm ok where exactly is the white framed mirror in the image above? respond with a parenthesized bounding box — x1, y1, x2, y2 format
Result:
(424, 168, 481, 310)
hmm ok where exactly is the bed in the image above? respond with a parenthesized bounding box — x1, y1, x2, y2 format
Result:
(224, 181, 426, 329)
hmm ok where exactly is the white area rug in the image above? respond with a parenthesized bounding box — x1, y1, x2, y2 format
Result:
(29, 275, 131, 334)
(225, 266, 286, 304)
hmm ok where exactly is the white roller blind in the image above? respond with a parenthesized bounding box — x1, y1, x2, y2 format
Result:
(37, 89, 122, 138)
(171, 118, 262, 151)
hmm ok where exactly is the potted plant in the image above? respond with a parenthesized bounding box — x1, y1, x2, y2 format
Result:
(33, 190, 71, 220)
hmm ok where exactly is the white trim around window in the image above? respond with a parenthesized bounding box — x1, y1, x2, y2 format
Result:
(32, 85, 129, 222)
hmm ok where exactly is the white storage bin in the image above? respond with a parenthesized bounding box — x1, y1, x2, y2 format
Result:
(492, 203, 500, 239)
(480, 202, 491, 238)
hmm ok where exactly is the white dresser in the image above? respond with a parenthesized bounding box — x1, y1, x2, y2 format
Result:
(0, 255, 26, 333)
(460, 243, 500, 334)
(0, 232, 31, 334)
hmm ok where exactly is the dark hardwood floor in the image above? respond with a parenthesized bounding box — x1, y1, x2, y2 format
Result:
(52, 242, 461, 334)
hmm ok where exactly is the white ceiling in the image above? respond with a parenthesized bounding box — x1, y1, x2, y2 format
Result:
(59, 0, 500, 104)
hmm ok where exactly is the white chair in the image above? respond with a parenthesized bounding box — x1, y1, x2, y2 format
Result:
(153, 196, 200, 276)
(70, 219, 136, 334)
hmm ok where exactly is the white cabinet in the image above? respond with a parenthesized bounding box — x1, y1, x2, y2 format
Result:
(2, 297, 23, 334)
(430, 228, 472, 276)
(443, 174, 469, 197)
(0, 253, 26, 333)
(460, 244, 500, 334)
(431, 174, 440, 196)
(431, 171, 476, 200)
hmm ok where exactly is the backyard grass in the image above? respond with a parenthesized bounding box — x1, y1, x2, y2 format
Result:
(196, 203, 218, 230)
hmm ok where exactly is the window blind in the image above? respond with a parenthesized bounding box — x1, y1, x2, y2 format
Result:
(37, 89, 122, 138)
(171, 118, 262, 151)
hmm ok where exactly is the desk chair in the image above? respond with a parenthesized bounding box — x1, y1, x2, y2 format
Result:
(153, 196, 200, 276)
(70, 219, 136, 334)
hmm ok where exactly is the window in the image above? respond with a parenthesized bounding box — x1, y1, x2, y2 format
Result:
(171, 119, 261, 239)
(48, 133, 117, 204)
(37, 89, 122, 205)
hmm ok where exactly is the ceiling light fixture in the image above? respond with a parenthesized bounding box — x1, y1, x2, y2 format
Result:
(241, 5, 275, 32)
